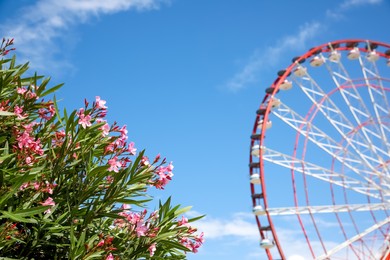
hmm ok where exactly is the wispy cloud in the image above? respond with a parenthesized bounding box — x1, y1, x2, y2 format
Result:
(0, 0, 166, 72)
(225, 22, 322, 92)
(340, 0, 382, 8)
(193, 211, 340, 259)
(327, 0, 383, 20)
(226, 0, 384, 92)
(193, 211, 259, 240)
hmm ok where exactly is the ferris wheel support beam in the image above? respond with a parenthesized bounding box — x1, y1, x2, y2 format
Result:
(293, 72, 388, 175)
(316, 216, 390, 260)
(272, 102, 390, 190)
(358, 55, 390, 156)
(324, 57, 390, 161)
(258, 146, 386, 200)
(266, 203, 390, 216)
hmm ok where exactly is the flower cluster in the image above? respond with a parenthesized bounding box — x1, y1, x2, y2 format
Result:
(151, 161, 174, 189)
(13, 122, 44, 166)
(17, 87, 39, 101)
(0, 38, 15, 56)
(0, 44, 203, 259)
(114, 208, 159, 238)
(178, 216, 204, 253)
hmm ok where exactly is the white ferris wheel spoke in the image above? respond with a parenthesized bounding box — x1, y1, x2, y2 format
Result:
(316, 216, 390, 260)
(265, 203, 390, 216)
(292, 70, 389, 175)
(256, 146, 387, 199)
(271, 102, 390, 192)
(358, 54, 390, 155)
(323, 54, 390, 160)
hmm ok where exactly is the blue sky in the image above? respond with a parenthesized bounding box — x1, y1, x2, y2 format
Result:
(1, 0, 390, 259)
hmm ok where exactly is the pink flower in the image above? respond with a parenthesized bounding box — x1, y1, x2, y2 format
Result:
(178, 216, 190, 227)
(41, 197, 55, 206)
(78, 113, 92, 129)
(120, 157, 131, 168)
(97, 119, 109, 134)
(106, 253, 114, 260)
(108, 156, 121, 173)
(95, 96, 107, 109)
(101, 123, 110, 136)
(23, 122, 38, 132)
(153, 153, 161, 163)
(26, 91, 38, 100)
(190, 241, 201, 253)
(141, 156, 150, 166)
(48, 105, 55, 115)
(121, 204, 131, 210)
(33, 182, 40, 190)
(167, 161, 174, 172)
(188, 226, 197, 234)
(127, 142, 137, 155)
(119, 125, 128, 137)
(195, 232, 205, 244)
(105, 143, 115, 153)
(76, 108, 85, 116)
(14, 105, 25, 119)
(25, 156, 32, 165)
(40, 197, 55, 214)
(17, 87, 27, 95)
(38, 105, 55, 120)
(42, 182, 57, 194)
(20, 182, 29, 191)
(114, 137, 125, 147)
(97, 239, 105, 247)
(154, 166, 174, 189)
(136, 222, 149, 237)
(17, 132, 33, 149)
(126, 212, 141, 225)
(148, 243, 157, 257)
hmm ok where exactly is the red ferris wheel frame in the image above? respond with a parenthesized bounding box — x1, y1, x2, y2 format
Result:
(249, 39, 390, 259)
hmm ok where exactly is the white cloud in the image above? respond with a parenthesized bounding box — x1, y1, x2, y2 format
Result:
(226, 0, 384, 92)
(327, 0, 383, 19)
(225, 22, 322, 92)
(340, 0, 382, 9)
(0, 0, 166, 72)
(193, 211, 346, 259)
(193, 211, 259, 240)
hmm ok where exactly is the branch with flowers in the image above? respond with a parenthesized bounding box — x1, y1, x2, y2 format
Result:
(0, 41, 204, 259)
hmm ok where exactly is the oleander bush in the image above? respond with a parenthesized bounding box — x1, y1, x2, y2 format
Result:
(0, 39, 203, 259)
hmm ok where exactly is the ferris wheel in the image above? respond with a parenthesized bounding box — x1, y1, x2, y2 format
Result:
(249, 39, 390, 259)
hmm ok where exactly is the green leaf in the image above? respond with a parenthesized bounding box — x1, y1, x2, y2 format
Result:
(174, 206, 192, 217)
(14, 206, 50, 217)
(74, 229, 87, 257)
(84, 252, 104, 260)
(0, 171, 37, 207)
(188, 214, 205, 223)
(0, 210, 38, 223)
(53, 95, 63, 125)
(154, 231, 177, 241)
(40, 82, 64, 97)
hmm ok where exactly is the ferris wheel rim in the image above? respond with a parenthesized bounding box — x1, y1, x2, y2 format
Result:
(250, 39, 390, 259)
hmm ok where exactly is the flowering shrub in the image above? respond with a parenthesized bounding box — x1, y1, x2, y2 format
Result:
(0, 39, 203, 259)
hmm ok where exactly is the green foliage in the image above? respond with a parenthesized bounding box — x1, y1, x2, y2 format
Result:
(0, 50, 203, 259)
